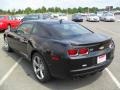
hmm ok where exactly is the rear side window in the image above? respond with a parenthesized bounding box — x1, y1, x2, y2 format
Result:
(17, 23, 34, 34)
(32, 24, 50, 38)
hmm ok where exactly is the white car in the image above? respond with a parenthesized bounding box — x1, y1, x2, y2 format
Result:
(87, 14, 100, 22)
(100, 13, 115, 22)
(51, 13, 68, 20)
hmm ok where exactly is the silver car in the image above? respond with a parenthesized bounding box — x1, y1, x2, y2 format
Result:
(100, 13, 115, 22)
(87, 14, 100, 22)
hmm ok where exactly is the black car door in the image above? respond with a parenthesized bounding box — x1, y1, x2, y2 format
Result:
(13, 23, 34, 55)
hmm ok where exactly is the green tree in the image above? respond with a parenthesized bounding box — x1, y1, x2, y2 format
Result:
(24, 7, 33, 14)
(41, 6, 46, 13)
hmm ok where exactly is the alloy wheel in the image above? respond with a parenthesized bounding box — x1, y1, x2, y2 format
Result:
(33, 56, 45, 80)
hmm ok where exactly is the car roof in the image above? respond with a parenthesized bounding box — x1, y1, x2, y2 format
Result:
(23, 19, 75, 24)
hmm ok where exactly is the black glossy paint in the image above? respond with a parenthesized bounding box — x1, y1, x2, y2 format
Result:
(4, 20, 115, 79)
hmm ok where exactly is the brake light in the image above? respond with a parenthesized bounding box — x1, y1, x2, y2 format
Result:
(67, 49, 78, 56)
(79, 48, 89, 55)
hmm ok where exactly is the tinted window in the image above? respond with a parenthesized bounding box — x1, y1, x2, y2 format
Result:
(17, 23, 33, 34)
(50, 23, 91, 38)
(32, 24, 50, 38)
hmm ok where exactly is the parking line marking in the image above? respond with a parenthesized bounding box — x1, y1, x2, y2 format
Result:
(0, 57, 22, 86)
(105, 68, 120, 89)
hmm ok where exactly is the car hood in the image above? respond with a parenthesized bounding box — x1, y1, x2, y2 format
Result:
(62, 33, 111, 45)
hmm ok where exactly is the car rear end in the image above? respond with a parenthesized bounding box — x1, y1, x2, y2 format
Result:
(72, 15, 83, 22)
(105, 16, 116, 22)
(46, 21, 115, 79)
(48, 38, 114, 79)
(67, 39, 114, 77)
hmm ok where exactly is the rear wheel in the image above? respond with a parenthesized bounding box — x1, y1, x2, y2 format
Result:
(32, 53, 51, 83)
(4, 37, 12, 52)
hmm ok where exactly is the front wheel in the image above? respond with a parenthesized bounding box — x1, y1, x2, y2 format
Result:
(32, 53, 51, 83)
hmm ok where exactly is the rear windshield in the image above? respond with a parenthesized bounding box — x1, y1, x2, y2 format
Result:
(50, 23, 92, 38)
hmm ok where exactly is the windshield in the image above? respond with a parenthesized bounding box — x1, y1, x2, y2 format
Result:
(50, 23, 92, 38)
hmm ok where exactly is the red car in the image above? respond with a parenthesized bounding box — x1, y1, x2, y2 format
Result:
(0, 15, 21, 31)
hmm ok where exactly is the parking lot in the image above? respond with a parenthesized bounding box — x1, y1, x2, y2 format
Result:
(0, 21, 120, 90)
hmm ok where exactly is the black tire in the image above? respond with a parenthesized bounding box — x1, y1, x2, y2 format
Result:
(32, 53, 51, 83)
(4, 37, 12, 52)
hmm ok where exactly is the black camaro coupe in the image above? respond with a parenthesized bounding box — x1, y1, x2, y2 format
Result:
(4, 20, 115, 82)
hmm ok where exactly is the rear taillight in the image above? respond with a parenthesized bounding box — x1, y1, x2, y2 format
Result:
(79, 48, 89, 55)
(67, 49, 78, 56)
(67, 48, 89, 57)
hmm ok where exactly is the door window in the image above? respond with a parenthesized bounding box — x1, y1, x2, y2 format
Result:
(17, 23, 34, 35)
(32, 24, 50, 38)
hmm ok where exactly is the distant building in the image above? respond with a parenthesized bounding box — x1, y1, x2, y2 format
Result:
(106, 6, 113, 11)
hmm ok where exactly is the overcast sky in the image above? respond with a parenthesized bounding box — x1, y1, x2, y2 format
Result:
(0, 0, 120, 10)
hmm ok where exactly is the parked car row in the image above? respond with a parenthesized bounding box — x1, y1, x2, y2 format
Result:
(0, 12, 117, 31)
(72, 12, 116, 22)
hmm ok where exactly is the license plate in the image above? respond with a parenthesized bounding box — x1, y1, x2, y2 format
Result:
(97, 54, 106, 64)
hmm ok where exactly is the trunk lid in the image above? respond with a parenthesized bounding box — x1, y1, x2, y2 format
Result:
(62, 33, 111, 46)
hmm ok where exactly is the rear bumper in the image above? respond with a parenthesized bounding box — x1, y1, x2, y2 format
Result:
(49, 48, 114, 79)
(70, 58, 112, 77)
(105, 18, 115, 22)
